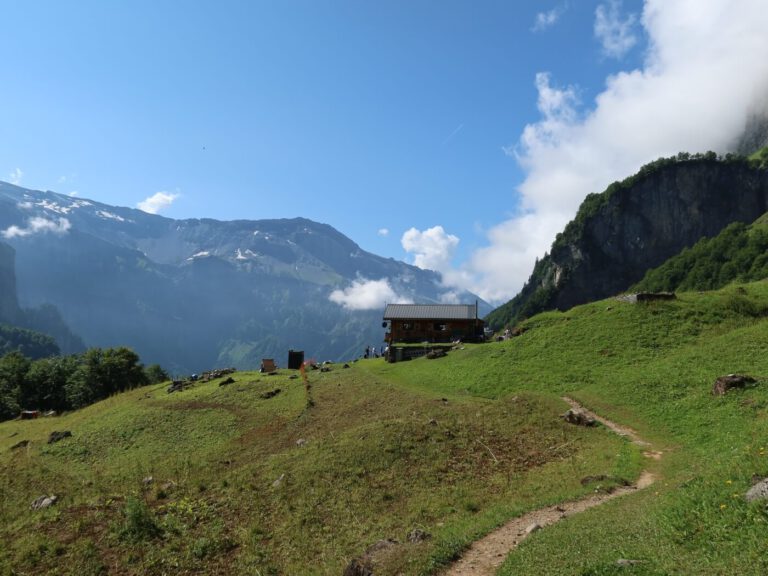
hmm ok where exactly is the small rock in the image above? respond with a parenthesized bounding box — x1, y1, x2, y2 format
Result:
(407, 528, 431, 543)
(47, 431, 72, 444)
(10, 439, 29, 451)
(296, 438, 307, 447)
(142, 476, 154, 485)
(428, 418, 438, 426)
(342, 559, 373, 576)
(31, 495, 58, 510)
(219, 376, 235, 386)
(320, 366, 331, 372)
(561, 409, 596, 427)
(260, 388, 281, 399)
(746, 477, 768, 502)
(272, 473, 285, 488)
(524, 523, 541, 535)
(713, 374, 756, 396)
(167, 380, 187, 393)
(343, 539, 399, 576)
(160, 480, 177, 492)
(616, 559, 644, 567)
(289, 374, 299, 379)
(343, 363, 351, 369)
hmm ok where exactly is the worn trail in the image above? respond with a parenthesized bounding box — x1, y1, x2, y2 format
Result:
(441, 397, 661, 576)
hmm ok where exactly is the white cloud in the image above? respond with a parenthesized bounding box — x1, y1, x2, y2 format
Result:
(594, 0, 638, 59)
(532, 5, 567, 32)
(137, 190, 179, 214)
(401, 226, 459, 273)
(329, 278, 412, 311)
(8, 168, 22, 185)
(377, 228, 389, 237)
(2, 217, 71, 239)
(433, 0, 768, 305)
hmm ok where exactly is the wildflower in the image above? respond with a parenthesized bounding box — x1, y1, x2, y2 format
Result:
(720, 504, 727, 510)
(726, 480, 733, 485)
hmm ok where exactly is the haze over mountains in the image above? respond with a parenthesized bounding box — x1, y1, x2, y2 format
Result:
(0, 183, 489, 374)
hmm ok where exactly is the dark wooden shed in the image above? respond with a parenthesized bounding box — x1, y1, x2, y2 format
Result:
(383, 303, 484, 344)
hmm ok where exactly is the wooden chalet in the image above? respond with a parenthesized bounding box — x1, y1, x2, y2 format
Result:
(383, 303, 485, 344)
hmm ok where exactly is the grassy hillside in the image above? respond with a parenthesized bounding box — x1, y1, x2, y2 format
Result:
(0, 364, 633, 574)
(3, 280, 768, 574)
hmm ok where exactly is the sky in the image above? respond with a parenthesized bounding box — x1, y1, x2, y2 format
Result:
(3, 0, 768, 306)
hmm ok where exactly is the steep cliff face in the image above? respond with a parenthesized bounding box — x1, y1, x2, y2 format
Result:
(487, 157, 768, 328)
(0, 242, 20, 324)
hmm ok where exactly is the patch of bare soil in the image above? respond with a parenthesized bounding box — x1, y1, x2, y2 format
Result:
(442, 397, 661, 576)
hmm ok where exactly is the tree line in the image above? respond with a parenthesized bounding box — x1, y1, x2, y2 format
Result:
(0, 346, 168, 421)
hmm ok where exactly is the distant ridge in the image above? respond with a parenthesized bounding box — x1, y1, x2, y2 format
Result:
(0, 183, 489, 372)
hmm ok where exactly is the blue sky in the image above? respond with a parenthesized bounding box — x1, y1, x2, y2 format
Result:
(3, 1, 767, 304)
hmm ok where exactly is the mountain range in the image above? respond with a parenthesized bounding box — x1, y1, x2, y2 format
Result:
(0, 183, 489, 374)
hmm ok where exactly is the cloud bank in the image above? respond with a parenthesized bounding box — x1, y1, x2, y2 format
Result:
(137, 191, 179, 214)
(439, 0, 768, 305)
(401, 226, 459, 273)
(329, 278, 412, 311)
(2, 217, 71, 239)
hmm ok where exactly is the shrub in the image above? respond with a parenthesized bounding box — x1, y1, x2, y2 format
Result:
(118, 497, 161, 542)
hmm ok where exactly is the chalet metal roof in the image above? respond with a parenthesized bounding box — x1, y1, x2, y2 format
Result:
(383, 303, 478, 320)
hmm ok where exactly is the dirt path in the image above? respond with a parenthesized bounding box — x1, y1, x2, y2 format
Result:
(441, 397, 661, 576)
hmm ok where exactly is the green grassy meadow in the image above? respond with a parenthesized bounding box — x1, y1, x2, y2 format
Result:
(3, 280, 768, 574)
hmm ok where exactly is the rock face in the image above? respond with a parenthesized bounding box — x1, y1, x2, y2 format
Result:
(487, 157, 768, 328)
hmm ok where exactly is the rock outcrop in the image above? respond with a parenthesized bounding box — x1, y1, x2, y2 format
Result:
(487, 156, 768, 328)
